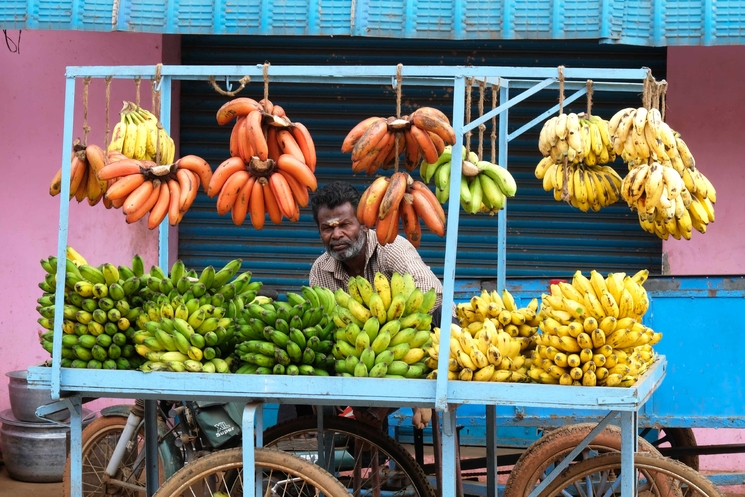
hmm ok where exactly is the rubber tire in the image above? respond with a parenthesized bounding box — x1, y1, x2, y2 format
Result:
(152, 447, 351, 497)
(538, 452, 724, 497)
(264, 415, 436, 497)
(63, 415, 164, 497)
(652, 427, 699, 470)
(504, 423, 662, 497)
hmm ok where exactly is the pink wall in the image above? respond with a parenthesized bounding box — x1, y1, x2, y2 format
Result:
(663, 46, 745, 275)
(664, 45, 745, 481)
(0, 30, 179, 413)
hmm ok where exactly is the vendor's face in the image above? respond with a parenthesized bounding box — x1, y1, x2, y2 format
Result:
(317, 202, 367, 262)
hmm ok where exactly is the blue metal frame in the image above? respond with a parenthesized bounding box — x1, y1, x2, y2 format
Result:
(37, 64, 657, 497)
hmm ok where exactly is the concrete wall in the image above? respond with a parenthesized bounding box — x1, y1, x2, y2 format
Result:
(663, 46, 745, 275)
(0, 30, 179, 413)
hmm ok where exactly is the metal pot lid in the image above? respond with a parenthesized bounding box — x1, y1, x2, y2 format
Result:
(0, 408, 94, 427)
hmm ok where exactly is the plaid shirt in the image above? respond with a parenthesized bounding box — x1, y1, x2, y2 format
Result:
(309, 230, 443, 311)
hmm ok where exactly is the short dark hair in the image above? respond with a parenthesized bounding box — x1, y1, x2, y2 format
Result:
(311, 181, 361, 225)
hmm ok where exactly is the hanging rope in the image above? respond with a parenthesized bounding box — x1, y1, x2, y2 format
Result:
(586, 80, 594, 117)
(82, 76, 91, 146)
(104, 76, 112, 147)
(642, 69, 655, 110)
(394, 63, 403, 172)
(263, 63, 270, 104)
(477, 80, 486, 161)
(558, 66, 565, 114)
(134, 75, 141, 107)
(658, 80, 668, 121)
(465, 77, 473, 156)
(491, 78, 500, 164)
(208, 75, 251, 97)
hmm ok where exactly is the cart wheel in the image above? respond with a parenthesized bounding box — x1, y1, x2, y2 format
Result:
(504, 423, 661, 497)
(537, 452, 723, 497)
(643, 427, 699, 470)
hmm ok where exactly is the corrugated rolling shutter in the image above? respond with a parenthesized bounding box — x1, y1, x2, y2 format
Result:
(178, 36, 666, 294)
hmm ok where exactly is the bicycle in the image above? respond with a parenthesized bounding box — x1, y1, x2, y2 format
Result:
(64, 401, 435, 497)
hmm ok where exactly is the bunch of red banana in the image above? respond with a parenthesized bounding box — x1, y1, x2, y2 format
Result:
(342, 107, 457, 176)
(357, 172, 446, 248)
(96, 154, 212, 229)
(211, 97, 318, 228)
(215, 97, 316, 170)
(49, 140, 109, 206)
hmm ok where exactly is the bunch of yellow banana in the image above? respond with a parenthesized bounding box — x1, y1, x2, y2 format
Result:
(456, 289, 540, 339)
(538, 113, 616, 166)
(530, 269, 662, 387)
(536, 161, 623, 212)
(426, 322, 532, 382)
(621, 160, 716, 240)
(332, 272, 438, 379)
(108, 102, 175, 165)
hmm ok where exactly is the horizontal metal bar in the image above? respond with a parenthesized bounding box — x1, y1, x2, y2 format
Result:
(508, 79, 644, 93)
(65, 65, 650, 82)
(463, 78, 555, 134)
(508, 86, 588, 142)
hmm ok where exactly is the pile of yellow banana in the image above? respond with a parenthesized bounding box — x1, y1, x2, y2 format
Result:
(611, 107, 716, 240)
(535, 113, 624, 212)
(530, 269, 661, 387)
(426, 289, 539, 382)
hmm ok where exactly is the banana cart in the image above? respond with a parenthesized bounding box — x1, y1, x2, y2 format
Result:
(28, 63, 671, 497)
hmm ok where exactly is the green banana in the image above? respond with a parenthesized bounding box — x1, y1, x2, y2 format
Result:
(477, 160, 517, 197)
(434, 160, 452, 191)
(479, 173, 505, 211)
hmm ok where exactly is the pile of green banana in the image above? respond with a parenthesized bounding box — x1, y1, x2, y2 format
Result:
(331, 272, 436, 379)
(38, 251, 261, 374)
(232, 286, 337, 375)
(420, 145, 517, 214)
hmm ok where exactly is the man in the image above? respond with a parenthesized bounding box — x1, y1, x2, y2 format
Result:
(308, 181, 442, 428)
(309, 180, 445, 323)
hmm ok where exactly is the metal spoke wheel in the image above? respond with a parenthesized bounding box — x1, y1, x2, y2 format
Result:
(152, 447, 351, 497)
(537, 452, 724, 497)
(504, 423, 662, 497)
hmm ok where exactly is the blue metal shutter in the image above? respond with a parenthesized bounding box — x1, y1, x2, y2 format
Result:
(178, 36, 665, 294)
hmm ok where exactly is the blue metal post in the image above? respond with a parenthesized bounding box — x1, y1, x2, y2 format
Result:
(158, 75, 172, 271)
(67, 396, 84, 497)
(242, 403, 263, 497)
(620, 410, 639, 495)
(435, 75, 466, 412)
(52, 75, 76, 400)
(441, 408, 458, 497)
(497, 84, 508, 293)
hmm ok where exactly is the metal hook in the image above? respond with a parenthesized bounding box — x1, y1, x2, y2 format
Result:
(225, 76, 233, 92)
(391, 76, 398, 90)
(153, 78, 162, 92)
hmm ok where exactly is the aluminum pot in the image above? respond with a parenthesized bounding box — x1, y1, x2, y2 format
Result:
(0, 408, 95, 482)
(6, 369, 69, 422)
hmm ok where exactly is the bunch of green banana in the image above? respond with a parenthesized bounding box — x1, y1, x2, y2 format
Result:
(421, 145, 516, 214)
(108, 101, 175, 164)
(232, 286, 337, 375)
(538, 113, 616, 166)
(426, 321, 531, 382)
(530, 269, 661, 387)
(38, 252, 262, 373)
(330, 272, 436, 379)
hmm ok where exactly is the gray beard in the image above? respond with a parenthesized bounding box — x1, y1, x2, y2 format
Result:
(328, 233, 367, 262)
